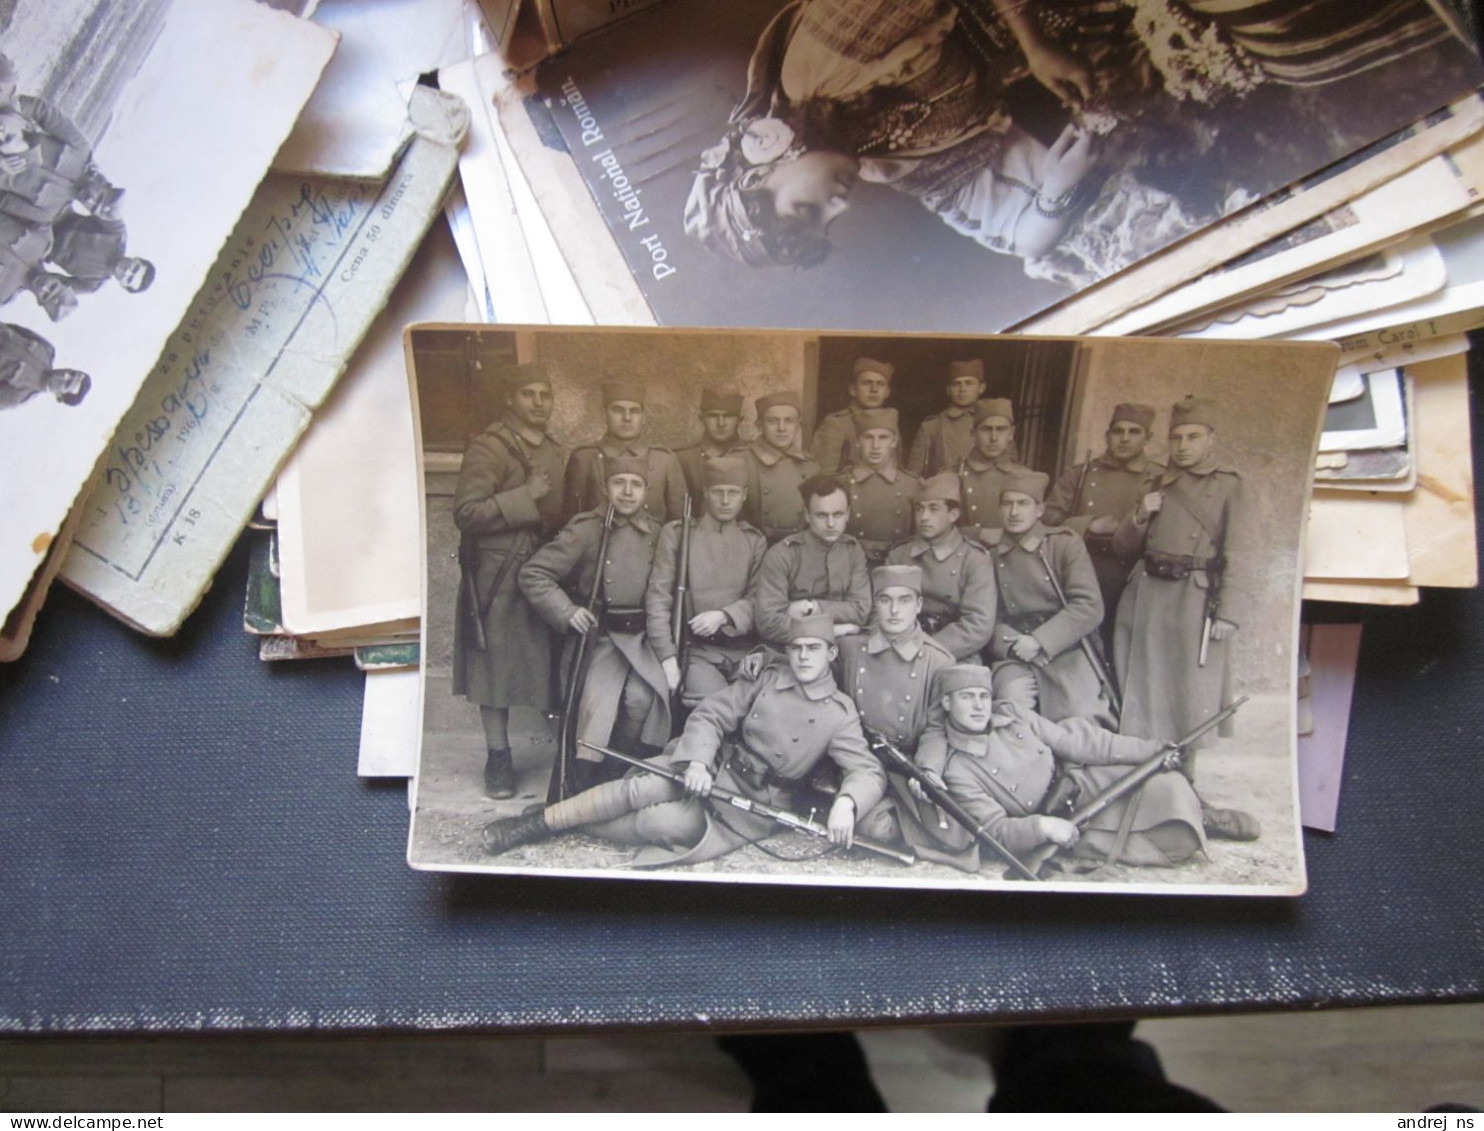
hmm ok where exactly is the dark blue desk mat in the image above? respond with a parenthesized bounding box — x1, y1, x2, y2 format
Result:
(2, 371, 1481, 1036)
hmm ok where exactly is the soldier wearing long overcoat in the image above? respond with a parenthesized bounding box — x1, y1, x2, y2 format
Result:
(885, 473, 997, 661)
(675, 387, 743, 503)
(958, 397, 1034, 531)
(480, 614, 889, 867)
(984, 472, 1112, 728)
(452, 364, 569, 796)
(753, 477, 871, 646)
(562, 379, 687, 524)
(915, 664, 1205, 871)
(520, 456, 672, 787)
(839, 407, 918, 565)
(905, 359, 986, 478)
(810, 355, 893, 475)
(1112, 398, 1253, 754)
(736, 389, 818, 542)
(645, 456, 767, 707)
(1044, 403, 1164, 650)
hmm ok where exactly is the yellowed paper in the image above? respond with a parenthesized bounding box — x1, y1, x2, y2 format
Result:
(61, 90, 468, 636)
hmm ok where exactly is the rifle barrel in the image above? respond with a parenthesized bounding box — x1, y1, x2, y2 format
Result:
(579, 740, 916, 866)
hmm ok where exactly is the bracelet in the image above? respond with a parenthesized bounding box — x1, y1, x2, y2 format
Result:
(1034, 187, 1078, 218)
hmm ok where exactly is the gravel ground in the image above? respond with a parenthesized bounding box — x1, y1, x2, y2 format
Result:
(409, 694, 1303, 893)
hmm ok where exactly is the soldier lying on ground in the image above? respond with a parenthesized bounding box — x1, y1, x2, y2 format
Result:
(481, 612, 890, 866)
(911, 663, 1213, 872)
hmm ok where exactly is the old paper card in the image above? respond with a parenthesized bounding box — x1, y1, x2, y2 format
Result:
(0, 0, 336, 626)
(60, 89, 468, 636)
(275, 221, 471, 639)
(409, 327, 1333, 895)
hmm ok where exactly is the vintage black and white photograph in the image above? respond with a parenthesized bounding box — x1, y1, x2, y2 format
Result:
(0, 0, 333, 623)
(527, 0, 1483, 334)
(408, 325, 1333, 894)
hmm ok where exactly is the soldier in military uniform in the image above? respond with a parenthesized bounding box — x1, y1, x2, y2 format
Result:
(562, 380, 687, 523)
(737, 389, 819, 543)
(912, 664, 1206, 870)
(521, 456, 671, 793)
(1111, 397, 1258, 841)
(839, 407, 918, 566)
(753, 475, 871, 646)
(810, 355, 893, 475)
(645, 455, 767, 708)
(452, 364, 569, 798)
(480, 613, 890, 866)
(905, 359, 986, 478)
(885, 473, 996, 661)
(1044, 403, 1164, 652)
(958, 398, 1034, 531)
(0, 320, 87, 410)
(675, 387, 743, 502)
(31, 211, 155, 301)
(985, 471, 1113, 727)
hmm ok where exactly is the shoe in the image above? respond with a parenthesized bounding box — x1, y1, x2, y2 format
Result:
(483, 748, 515, 799)
(480, 810, 551, 855)
(1202, 806, 1261, 841)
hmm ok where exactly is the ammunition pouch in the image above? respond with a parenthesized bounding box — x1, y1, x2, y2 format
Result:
(601, 606, 647, 634)
(1083, 531, 1117, 557)
(1143, 551, 1223, 582)
(1039, 771, 1081, 818)
(1002, 611, 1051, 635)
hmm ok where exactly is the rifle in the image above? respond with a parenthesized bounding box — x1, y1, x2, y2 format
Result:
(1021, 695, 1249, 876)
(1072, 447, 1094, 519)
(670, 493, 693, 715)
(579, 740, 917, 866)
(549, 504, 615, 803)
(1037, 545, 1123, 717)
(457, 540, 488, 652)
(864, 730, 1040, 882)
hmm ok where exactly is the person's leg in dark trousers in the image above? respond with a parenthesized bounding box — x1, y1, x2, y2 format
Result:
(717, 1032, 888, 1112)
(988, 1021, 1224, 1112)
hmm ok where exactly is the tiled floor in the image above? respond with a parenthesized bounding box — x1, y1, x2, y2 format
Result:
(1, 1003, 1480, 1112)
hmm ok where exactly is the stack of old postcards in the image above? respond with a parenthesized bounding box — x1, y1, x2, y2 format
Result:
(2, 0, 1480, 889)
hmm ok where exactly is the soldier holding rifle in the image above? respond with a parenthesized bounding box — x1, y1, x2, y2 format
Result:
(985, 470, 1115, 727)
(645, 455, 766, 710)
(912, 664, 1208, 871)
(480, 613, 891, 866)
(451, 363, 567, 799)
(1111, 397, 1259, 841)
(885, 473, 997, 661)
(519, 456, 670, 794)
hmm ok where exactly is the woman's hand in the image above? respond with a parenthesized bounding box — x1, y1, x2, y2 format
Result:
(1039, 124, 1097, 204)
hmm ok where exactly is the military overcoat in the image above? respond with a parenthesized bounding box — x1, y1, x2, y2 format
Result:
(753, 528, 871, 645)
(984, 523, 1112, 726)
(452, 419, 568, 711)
(561, 436, 688, 524)
(886, 529, 997, 660)
(1112, 459, 1253, 748)
(736, 439, 819, 542)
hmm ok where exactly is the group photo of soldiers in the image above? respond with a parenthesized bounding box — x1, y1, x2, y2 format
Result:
(0, 47, 157, 412)
(410, 327, 1323, 893)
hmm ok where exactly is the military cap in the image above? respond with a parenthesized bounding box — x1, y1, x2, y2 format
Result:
(702, 455, 748, 489)
(855, 407, 899, 435)
(1171, 396, 1220, 431)
(915, 472, 962, 504)
(700, 387, 744, 414)
(871, 564, 922, 594)
(1110, 402, 1156, 430)
(605, 455, 649, 483)
(947, 359, 985, 382)
(755, 389, 801, 416)
(789, 612, 836, 643)
(972, 397, 1015, 425)
(501, 361, 552, 392)
(602, 379, 646, 406)
(1000, 470, 1049, 503)
(938, 663, 995, 695)
(853, 356, 894, 381)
